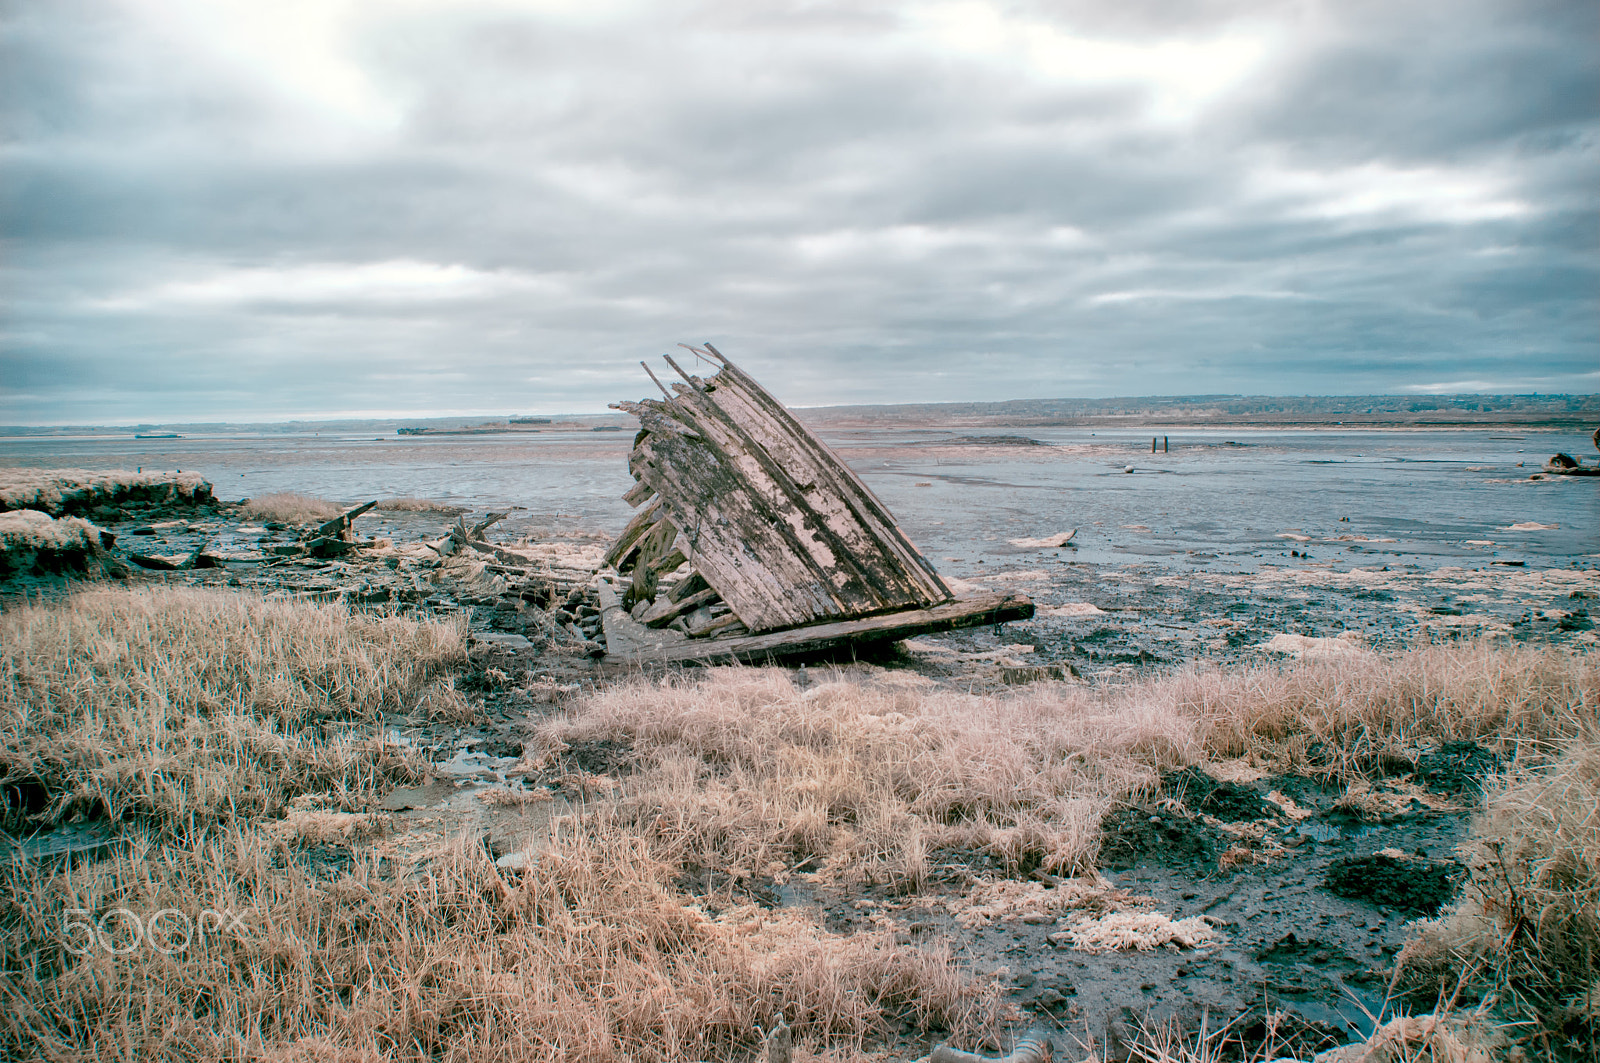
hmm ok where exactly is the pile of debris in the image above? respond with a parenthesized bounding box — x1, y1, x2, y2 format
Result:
(593, 345, 1032, 666)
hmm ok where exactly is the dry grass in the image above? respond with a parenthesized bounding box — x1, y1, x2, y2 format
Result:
(1398, 727, 1600, 1054)
(240, 492, 346, 524)
(4, 592, 1591, 1062)
(0, 817, 1001, 1062)
(0, 586, 465, 833)
(0, 510, 103, 552)
(0, 468, 213, 516)
(536, 667, 1199, 883)
(1170, 639, 1595, 774)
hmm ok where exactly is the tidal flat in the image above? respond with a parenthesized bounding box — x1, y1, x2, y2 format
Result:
(1, 415, 1596, 1062)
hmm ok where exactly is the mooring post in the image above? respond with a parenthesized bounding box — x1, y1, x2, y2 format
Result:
(1164, 436, 1169, 453)
(1151, 437, 1157, 453)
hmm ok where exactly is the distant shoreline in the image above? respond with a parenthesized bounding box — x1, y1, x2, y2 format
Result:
(2, 391, 1596, 436)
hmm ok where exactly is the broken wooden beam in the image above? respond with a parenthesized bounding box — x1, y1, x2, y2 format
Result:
(638, 585, 718, 627)
(600, 592, 1034, 669)
(314, 500, 377, 541)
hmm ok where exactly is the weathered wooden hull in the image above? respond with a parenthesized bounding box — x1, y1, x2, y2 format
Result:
(598, 345, 1032, 664)
(611, 346, 952, 633)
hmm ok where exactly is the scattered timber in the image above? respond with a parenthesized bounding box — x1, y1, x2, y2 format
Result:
(597, 345, 1034, 666)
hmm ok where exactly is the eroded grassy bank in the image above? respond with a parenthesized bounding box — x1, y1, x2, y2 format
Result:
(1, 584, 1594, 1061)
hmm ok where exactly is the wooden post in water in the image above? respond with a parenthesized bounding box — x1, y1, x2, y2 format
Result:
(1164, 436, 1169, 453)
(1151, 437, 1157, 453)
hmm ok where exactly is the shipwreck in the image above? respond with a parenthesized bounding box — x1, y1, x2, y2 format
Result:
(594, 344, 1033, 667)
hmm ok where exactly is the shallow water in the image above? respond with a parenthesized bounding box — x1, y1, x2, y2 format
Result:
(4, 422, 1592, 576)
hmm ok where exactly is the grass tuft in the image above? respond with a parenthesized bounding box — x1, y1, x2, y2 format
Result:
(0, 468, 212, 516)
(0, 819, 1000, 1061)
(1399, 726, 1600, 1053)
(375, 497, 465, 514)
(240, 492, 346, 524)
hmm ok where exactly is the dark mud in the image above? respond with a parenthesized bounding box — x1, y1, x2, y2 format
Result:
(898, 763, 1476, 1059)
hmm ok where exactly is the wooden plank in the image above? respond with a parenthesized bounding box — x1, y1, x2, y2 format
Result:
(622, 480, 654, 507)
(606, 349, 961, 636)
(655, 372, 914, 609)
(636, 393, 858, 613)
(598, 578, 693, 661)
(599, 592, 1033, 668)
(638, 585, 718, 627)
(602, 498, 662, 569)
(625, 516, 678, 605)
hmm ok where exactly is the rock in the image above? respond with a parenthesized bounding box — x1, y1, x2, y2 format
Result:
(470, 632, 534, 652)
(1262, 632, 1371, 658)
(1002, 665, 1078, 684)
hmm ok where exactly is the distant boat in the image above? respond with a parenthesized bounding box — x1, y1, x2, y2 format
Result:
(134, 432, 183, 439)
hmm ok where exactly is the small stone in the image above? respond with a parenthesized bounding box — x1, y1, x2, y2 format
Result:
(1021, 912, 1054, 925)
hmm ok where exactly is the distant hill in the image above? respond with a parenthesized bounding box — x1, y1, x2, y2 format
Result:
(798, 393, 1600, 429)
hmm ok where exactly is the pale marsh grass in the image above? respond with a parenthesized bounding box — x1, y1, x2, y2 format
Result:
(375, 497, 465, 514)
(538, 667, 1201, 882)
(1400, 726, 1600, 1044)
(0, 585, 465, 833)
(0, 822, 1002, 1062)
(0, 468, 212, 516)
(239, 492, 346, 524)
(1169, 639, 1596, 773)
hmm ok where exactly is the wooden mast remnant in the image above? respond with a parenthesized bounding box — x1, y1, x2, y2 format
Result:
(599, 345, 1032, 666)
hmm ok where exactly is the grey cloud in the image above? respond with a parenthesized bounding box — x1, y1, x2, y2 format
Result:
(1, 0, 1595, 422)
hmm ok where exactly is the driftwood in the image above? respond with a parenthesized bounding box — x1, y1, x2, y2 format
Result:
(127, 541, 212, 571)
(596, 346, 1035, 665)
(314, 500, 377, 541)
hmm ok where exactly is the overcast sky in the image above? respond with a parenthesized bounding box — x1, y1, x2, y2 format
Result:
(2, 0, 1595, 423)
